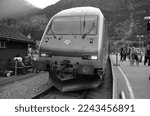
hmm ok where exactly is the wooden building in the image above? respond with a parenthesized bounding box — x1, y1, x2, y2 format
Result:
(0, 25, 34, 70)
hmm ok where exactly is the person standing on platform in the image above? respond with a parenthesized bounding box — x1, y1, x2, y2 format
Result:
(127, 47, 131, 60)
(130, 47, 139, 66)
(120, 47, 124, 62)
(144, 42, 150, 66)
(123, 48, 127, 61)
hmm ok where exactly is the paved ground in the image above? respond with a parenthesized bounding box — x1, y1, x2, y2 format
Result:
(110, 55, 150, 99)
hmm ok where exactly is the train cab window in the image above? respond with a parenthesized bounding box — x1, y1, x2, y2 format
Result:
(82, 16, 97, 35)
(46, 16, 97, 35)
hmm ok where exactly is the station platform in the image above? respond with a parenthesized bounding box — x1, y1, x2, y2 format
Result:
(110, 55, 150, 99)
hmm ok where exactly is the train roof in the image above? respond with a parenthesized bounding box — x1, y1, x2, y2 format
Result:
(54, 6, 103, 17)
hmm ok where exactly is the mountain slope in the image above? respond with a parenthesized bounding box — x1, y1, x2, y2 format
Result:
(1, 0, 150, 51)
(0, 0, 40, 19)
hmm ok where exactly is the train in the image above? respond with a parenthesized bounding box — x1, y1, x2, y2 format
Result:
(39, 6, 109, 92)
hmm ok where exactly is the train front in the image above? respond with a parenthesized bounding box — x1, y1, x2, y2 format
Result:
(39, 10, 103, 92)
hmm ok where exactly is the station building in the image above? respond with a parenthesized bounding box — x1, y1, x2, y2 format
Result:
(0, 25, 35, 70)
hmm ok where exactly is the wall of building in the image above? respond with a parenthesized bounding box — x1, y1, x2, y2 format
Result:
(0, 41, 28, 70)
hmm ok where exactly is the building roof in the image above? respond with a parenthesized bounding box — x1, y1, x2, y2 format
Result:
(0, 25, 34, 43)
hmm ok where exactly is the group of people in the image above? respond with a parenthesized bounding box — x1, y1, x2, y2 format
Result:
(119, 42, 150, 66)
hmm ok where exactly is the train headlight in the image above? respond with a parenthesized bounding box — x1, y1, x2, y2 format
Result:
(82, 55, 98, 60)
(40, 53, 52, 57)
(82, 55, 89, 60)
(90, 56, 98, 60)
(40, 53, 47, 57)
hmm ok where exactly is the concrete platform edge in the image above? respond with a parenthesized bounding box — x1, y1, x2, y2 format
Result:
(109, 56, 118, 99)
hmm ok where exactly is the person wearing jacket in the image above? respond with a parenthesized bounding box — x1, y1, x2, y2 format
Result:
(144, 42, 150, 66)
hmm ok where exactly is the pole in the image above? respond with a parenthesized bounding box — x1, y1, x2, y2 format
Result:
(113, 53, 120, 66)
(137, 35, 144, 48)
(15, 60, 17, 76)
(116, 53, 118, 65)
(139, 37, 140, 48)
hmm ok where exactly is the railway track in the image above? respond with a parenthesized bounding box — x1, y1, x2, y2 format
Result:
(32, 59, 112, 99)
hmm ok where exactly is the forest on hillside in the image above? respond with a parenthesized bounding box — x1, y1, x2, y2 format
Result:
(1, 0, 150, 51)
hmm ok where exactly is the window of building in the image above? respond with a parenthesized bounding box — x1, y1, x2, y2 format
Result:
(0, 41, 6, 48)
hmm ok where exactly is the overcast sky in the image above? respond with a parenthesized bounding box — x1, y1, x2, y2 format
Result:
(25, 0, 60, 9)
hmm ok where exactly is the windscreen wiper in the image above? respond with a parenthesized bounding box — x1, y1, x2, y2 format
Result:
(82, 22, 95, 39)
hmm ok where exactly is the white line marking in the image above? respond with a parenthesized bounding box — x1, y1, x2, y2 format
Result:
(111, 55, 135, 99)
(118, 66, 135, 99)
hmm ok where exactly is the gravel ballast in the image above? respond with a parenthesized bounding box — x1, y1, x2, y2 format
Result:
(0, 72, 51, 99)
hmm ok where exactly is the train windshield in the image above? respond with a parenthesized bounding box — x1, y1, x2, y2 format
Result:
(46, 16, 97, 35)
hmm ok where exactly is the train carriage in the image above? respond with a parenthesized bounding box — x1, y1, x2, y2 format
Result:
(39, 6, 109, 92)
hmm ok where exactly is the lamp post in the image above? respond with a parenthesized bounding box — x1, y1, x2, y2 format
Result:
(127, 41, 131, 48)
(137, 35, 144, 48)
